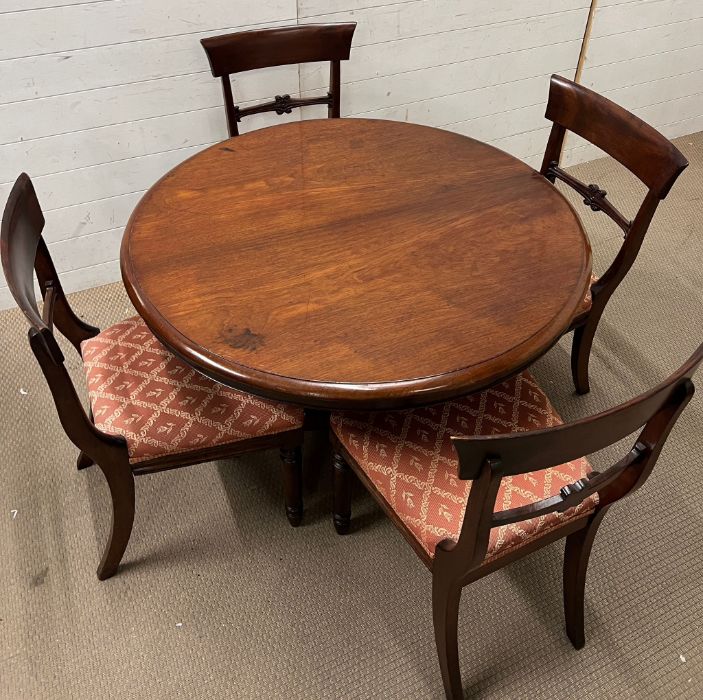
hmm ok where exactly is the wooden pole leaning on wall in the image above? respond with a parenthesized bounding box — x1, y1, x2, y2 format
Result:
(574, 0, 598, 85)
(562, 0, 599, 161)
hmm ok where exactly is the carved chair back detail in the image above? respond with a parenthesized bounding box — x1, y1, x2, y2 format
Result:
(201, 23, 356, 136)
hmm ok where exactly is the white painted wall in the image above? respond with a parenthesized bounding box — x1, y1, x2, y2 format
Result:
(563, 0, 703, 165)
(0, 0, 701, 309)
(0, 1, 308, 308)
(298, 0, 589, 165)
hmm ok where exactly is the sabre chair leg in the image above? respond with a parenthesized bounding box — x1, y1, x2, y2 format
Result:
(563, 509, 608, 648)
(571, 314, 601, 395)
(432, 574, 464, 699)
(280, 446, 303, 527)
(96, 465, 135, 581)
(332, 452, 352, 535)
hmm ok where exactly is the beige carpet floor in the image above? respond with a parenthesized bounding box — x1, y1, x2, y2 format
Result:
(1, 132, 702, 699)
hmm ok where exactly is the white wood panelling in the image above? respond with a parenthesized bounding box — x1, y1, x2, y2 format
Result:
(0, 0, 591, 306)
(0, 0, 115, 12)
(299, 10, 589, 91)
(1, 0, 702, 308)
(0, 1, 294, 60)
(584, 16, 703, 68)
(0, 1, 300, 305)
(301, 0, 590, 44)
(0, 67, 300, 145)
(0, 73, 299, 179)
(3, 19, 296, 103)
(564, 0, 703, 165)
(43, 191, 143, 245)
(338, 42, 579, 119)
(298, 0, 586, 22)
(298, 2, 589, 167)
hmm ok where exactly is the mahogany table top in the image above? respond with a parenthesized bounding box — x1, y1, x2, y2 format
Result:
(121, 119, 591, 410)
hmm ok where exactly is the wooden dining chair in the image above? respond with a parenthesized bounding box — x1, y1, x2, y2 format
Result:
(201, 23, 356, 137)
(540, 74, 688, 394)
(1, 173, 306, 581)
(331, 345, 702, 698)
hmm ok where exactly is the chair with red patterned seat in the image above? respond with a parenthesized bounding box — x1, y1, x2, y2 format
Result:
(331, 348, 703, 698)
(539, 75, 688, 394)
(1, 173, 305, 580)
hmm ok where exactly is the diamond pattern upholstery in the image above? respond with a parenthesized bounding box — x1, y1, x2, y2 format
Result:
(81, 317, 304, 464)
(331, 372, 597, 562)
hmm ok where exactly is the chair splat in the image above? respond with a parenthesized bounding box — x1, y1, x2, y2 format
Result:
(202, 23, 356, 136)
(546, 162, 631, 236)
(232, 93, 334, 124)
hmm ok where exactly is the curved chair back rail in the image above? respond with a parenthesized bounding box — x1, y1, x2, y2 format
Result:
(201, 23, 356, 136)
(539, 74, 689, 394)
(542, 74, 688, 198)
(450, 343, 703, 570)
(1, 173, 305, 581)
(0, 173, 98, 363)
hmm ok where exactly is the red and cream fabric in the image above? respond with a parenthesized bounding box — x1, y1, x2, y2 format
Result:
(331, 372, 597, 562)
(81, 317, 304, 464)
(580, 272, 599, 313)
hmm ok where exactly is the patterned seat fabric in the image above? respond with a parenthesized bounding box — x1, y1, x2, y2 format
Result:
(580, 272, 599, 314)
(81, 317, 304, 464)
(331, 372, 597, 562)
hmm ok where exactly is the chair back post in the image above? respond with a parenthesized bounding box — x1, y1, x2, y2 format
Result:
(201, 23, 355, 134)
(1, 174, 99, 357)
(592, 189, 659, 305)
(599, 378, 694, 506)
(329, 59, 342, 118)
(220, 76, 240, 137)
(435, 457, 504, 572)
(34, 236, 100, 353)
(539, 122, 567, 181)
(29, 328, 129, 460)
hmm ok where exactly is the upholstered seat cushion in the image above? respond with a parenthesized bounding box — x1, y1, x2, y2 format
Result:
(331, 372, 597, 562)
(580, 272, 599, 314)
(81, 317, 304, 464)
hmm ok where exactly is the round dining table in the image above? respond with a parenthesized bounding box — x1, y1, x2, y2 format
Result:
(121, 118, 591, 412)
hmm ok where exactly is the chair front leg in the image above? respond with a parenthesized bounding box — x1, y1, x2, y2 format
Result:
(280, 446, 303, 527)
(77, 408, 95, 470)
(563, 508, 608, 648)
(76, 450, 94, 470)
(571, 306, 603, 394)
(96, 462, 135, 581)
(332, 452, 352, 534)
(432, 573, 464, 699)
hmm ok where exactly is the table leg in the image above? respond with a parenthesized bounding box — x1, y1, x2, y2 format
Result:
(303, 409, 331, 492)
